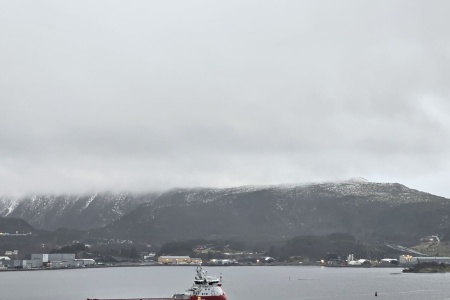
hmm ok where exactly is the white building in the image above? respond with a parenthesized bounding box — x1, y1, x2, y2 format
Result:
(31, 254, 48, 267)
(2, 259, 33, 269)
(348, 259, 370, 266)
(5, 250, 18, 256)
(74, 259, 95, 266)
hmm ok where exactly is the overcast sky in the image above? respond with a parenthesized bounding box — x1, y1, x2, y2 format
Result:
(1, 0, 449, 197)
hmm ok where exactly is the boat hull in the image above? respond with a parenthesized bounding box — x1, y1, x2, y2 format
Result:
(87, 267, 228, 300)
(189, 295, 227, 300)
(88, 296, 227, 300)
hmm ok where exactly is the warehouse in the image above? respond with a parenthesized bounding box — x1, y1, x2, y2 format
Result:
(158, 256, 202, 265)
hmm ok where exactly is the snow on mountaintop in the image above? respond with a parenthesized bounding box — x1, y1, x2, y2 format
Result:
(0, 180, 446, 231)
(99, 181, 450, 244)
(0, 192, 157, 230)
(155, 180, 444, 208)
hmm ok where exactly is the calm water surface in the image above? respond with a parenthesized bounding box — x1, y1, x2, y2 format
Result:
(1, 266, 449, 300)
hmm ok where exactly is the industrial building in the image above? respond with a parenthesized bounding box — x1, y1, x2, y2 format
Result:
(74, 259, 96, 266)
(399, 255, 450, 266)
(30, 253, 77, 268)
(158, 256, 202, 265)
(1, 253, 95, 269)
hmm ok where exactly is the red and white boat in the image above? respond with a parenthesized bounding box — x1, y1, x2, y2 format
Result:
(87, 267, 228, 300)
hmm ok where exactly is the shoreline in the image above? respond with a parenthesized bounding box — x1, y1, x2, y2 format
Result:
(0, 261, 407, 272)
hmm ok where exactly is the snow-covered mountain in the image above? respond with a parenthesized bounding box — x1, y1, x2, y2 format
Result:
(0, 192, 158, 230)
(95, 180, 450, 243)
(150, 179, 439, 207)
(2, 180, 449, 244)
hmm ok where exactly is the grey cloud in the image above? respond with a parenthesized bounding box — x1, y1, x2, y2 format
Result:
(1, 0, 449, 196)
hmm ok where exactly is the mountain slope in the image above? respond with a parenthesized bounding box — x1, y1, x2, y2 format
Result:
(0, 192, 158, 230)
(95, 180, 450, 243)
(0, 216, 35, 233)
(3, 180, 449, 244)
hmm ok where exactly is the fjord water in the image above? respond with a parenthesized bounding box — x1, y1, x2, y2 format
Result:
(1, 266, 450, 300)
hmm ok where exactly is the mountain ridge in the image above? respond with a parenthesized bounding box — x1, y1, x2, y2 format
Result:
(0, 192, 159, 230)
(1, 180, 449, 245)
(92, 181, 450, 243)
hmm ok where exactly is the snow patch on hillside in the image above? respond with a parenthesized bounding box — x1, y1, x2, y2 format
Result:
(82, 193, 98, 210)
(0, 197, 20, 216)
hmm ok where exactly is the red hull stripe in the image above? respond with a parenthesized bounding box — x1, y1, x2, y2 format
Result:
(190, 296, 227, 300)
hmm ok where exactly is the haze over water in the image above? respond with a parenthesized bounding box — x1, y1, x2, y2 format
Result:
(1, 266, 450, 300)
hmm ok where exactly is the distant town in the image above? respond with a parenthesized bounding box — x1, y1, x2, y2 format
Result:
(0, 231, 32, 236)
(1, 226, 450, 273)
(2, 241, 450, 272)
